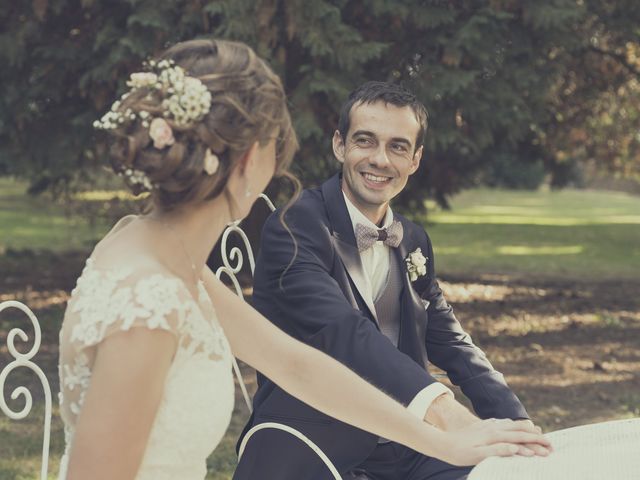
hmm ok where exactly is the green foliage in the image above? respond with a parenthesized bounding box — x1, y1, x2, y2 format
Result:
(1, 0, 639, 205)
(483, 153, 546, 190)
(540, 0, 640, 185)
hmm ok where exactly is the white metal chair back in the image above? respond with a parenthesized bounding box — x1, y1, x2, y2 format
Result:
(215, 193, 275, 413)
(216, 194, 342, 479)
(0, 300, 52, 480)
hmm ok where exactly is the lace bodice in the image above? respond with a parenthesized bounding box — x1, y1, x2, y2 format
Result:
(57, 257, 234, 479)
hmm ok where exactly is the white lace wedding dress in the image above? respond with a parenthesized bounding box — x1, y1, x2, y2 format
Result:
(57, 237, 235, 479)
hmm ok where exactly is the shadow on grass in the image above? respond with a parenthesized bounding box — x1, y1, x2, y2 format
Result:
(1, 227, 639, 478)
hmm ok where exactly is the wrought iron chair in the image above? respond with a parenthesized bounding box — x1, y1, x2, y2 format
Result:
(0, 300, 52, 480)
(216, 194, 343, 479)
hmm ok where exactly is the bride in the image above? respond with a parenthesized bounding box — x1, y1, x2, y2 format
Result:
(57, 38, 549, 479)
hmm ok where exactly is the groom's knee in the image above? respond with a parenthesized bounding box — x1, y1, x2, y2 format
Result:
(233, 428, 338, 480)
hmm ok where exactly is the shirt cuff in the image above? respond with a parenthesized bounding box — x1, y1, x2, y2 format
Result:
(407, 383, 454, 420)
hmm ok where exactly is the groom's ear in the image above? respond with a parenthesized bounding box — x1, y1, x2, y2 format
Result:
(332, 130, 346, 164)
(409, 145, 423, 175)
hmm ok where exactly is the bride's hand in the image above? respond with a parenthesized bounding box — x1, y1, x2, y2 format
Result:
(435, 418, 552, 467)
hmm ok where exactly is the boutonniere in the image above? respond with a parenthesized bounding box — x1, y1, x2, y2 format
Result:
(405, 247, 428, 281)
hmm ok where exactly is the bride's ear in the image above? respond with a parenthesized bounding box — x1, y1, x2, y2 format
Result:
(236, 141, 260, 177)
(225, 141, 259, 198)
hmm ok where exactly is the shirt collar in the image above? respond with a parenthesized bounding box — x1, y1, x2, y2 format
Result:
(342, 190, 394, 234)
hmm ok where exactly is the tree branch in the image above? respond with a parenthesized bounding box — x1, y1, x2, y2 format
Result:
(588, 45, 640, 78)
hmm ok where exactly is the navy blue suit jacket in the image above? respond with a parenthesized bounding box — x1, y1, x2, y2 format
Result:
(237, 174, 528, 472)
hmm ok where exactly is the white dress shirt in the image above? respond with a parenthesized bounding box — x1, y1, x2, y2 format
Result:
(342, 192, 453, 420)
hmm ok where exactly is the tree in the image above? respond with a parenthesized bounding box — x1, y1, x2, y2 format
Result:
(1, 0, 638, 206)
(541, 0, 640, 186)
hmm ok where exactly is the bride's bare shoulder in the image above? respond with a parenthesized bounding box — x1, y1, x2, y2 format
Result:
(86, 216, 172, 277)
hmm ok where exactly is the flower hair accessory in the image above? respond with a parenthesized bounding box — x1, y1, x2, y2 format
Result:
(405, 247, 428, 282)
(127, 72, 157, 89)
(203, 149, 220, 175)
(118, 168, 154, 192)
(93, 58, 215, 191)
(149, 118, 175, 149)
(94, 59, 212, 132)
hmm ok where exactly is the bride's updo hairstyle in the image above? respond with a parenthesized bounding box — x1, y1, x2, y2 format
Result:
(95, 39, 298, 211)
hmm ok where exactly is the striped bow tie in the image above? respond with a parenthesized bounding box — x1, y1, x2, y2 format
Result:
(355, 221, 404, 252)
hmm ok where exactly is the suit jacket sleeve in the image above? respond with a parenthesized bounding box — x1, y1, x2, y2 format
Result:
(412, 228, 529, 420)
(252, 198, 440, 407)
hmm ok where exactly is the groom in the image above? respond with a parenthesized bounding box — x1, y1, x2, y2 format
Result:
(234, 82, 534, 479)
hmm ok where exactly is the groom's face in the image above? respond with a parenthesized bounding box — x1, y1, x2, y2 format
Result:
(333, 101, 423, 223)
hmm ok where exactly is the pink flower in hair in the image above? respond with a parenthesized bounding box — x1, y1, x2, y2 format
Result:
(149, 118, 175, 149)
(203, 149, 220, 175)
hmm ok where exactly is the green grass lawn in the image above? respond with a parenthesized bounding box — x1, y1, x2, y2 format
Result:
(0, 178, 112, 253)
(2, 177, 639, 280)
(419, 188, 640, 280)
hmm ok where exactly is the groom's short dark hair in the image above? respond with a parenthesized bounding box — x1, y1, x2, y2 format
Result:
(337, 81, 428, 150)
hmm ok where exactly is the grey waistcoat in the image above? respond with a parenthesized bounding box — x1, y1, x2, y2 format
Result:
(373, 250, 404, 444)
(373, 250, 404, 347)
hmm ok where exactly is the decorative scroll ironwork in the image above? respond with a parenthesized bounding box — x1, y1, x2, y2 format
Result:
(0, 300, 52, 480)
(216, 194, 276, 413)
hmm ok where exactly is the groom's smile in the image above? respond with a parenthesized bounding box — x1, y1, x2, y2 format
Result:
(361, 171, 393, 188)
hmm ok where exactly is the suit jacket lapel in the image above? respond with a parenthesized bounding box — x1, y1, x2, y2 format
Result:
(332, 238, 378, 324)
(395, 236, 423, 308)
(322, 175, 379, 324)
(394, 218, 429, 362)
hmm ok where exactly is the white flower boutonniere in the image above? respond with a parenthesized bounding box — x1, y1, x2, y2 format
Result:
(406, 247, 428, 282)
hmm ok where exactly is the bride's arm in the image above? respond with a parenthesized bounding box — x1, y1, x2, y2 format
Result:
(202, 268, 549, 465)
(65, 328, 177, 480)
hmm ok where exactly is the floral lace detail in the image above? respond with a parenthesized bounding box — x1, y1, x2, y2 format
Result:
(69, 260, 185, 346)
(67, 258, 227, 360)
(58, 258, 234, 479)
(61, 352, 91, 415)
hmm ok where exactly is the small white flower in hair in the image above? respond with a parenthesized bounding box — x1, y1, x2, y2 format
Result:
(203, 149, 220, 175)
(149, 118, 175, 149)
(127, 72, 158, 89)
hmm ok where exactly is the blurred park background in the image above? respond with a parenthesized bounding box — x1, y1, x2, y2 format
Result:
(1, 1, 639, 479)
